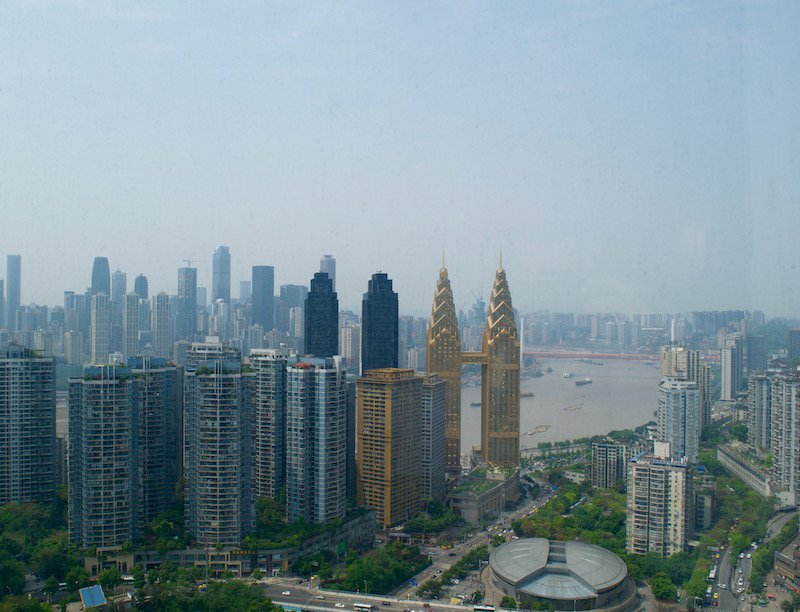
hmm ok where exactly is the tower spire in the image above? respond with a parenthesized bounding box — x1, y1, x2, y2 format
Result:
(499, 248, 503, 270)
(442, 246, 446, 270)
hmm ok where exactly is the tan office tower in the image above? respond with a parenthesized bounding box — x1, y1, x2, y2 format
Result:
(480, 262, 520, 468)
(425, 261, 462, 474)
(356, 368, 422, 527)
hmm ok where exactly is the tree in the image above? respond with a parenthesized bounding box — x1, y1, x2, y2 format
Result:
(44, 575, 59, 601)
(0, 557, 26, 596)
(98, 566, 121, 592)
(500, 596, 518, 609)
(64, 566, 88, 592)
(132, 565, 145, 590)
(649, 572, 677, 601)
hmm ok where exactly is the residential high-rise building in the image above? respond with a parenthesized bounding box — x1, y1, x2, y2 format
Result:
(134, 274, 149, 300)
(748, 371, 771, 455)
(746, 335, 768, 372)
(252, 266, 275, 331)
(426, 261, 462, 473)
(250, 348, 293, 499)
(176, 267, 198, 341)
(6, 255, 21, 331)
(478, 263, 520, 468)
(122, 293, 140, 358)
(69, 365, 136, 548)
(421, 374, 447, 501)
(626, 444, 690, 556)
(345, 377, 357, 503)
(357, 368, 422, 527)
(212, 246, 231, 304)
(0, 345, 55, 504)
(68, 360, 179, 548)
(320, 255, 336, 292)
(286, 357, 347, 523)
(340, 323, 361, 374)
(591, 443, 627, 489)
(0, 279, 5, 329)
(361, 273, 399, 373)
(304, 272, 338, 358)
(0, 279, 6, 329)
(184, 343, 254, 546)
(657, 378, 700, 463)
(720, 333, 743, 401)
(658, 345, 712, 431)
(127, 356, 181, 524)
(90, 292, 110, 364)
(90, 256, 110, 296)
(770, 372, 800, 503)
(151, 293, 173, 359)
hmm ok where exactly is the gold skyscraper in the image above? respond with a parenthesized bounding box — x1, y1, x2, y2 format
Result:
(480, 262, 520, 468)
(426, 258, 521, 470)
(426, 261, 462, 474)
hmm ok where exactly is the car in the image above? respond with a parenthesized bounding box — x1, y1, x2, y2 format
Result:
(739, 552, 745, 559)
(315, 595, 325, 600)
(297, 579, 304, 584)
(281, 591, 291, 596)
(382, 602, 391, 607)
(747, 553, 752, 559)
(335, 604, 346, 608)
(719, 584, 727, 590)
(448, 552, 456, 557)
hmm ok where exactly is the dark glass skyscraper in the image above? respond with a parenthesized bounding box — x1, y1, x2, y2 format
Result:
(91, 256, 110, 296)
(252, 265, 275, 331)
(134, 274, 149, 300)
(304, 272, 338, 358)
(361, 273, 399, 373)
(212, 246, 231, 304)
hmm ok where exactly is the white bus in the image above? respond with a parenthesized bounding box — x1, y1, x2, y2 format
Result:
(354, 604, 374, 611)
(474, 606, 496, 612)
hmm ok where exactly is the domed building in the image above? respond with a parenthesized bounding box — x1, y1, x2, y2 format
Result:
(489, 538, 637, 611)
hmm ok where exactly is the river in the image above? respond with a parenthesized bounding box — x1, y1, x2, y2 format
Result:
(460, 359, 660, 455)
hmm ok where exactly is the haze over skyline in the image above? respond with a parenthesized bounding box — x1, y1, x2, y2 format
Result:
(1, 2, 799, 316)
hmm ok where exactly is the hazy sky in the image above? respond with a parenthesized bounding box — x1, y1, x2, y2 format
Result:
(1, 2, 798, 317)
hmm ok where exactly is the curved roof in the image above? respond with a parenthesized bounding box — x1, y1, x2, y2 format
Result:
(490, 538, 627, 601)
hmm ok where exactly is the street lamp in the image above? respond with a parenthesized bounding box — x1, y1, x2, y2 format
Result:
(364, 580, 368, 595)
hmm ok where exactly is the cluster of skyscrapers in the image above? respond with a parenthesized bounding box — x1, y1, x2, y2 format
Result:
(0, 249, 524, 553)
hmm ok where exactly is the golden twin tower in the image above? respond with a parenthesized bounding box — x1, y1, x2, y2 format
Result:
(425, 258, 521, 471)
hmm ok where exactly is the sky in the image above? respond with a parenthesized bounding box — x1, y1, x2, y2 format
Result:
(1, 1, 798, 317)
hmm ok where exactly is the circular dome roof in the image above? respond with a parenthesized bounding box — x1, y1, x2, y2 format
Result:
(489, 538, 627, 601)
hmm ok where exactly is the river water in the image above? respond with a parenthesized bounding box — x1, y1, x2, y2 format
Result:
(459, 359, 660, 455)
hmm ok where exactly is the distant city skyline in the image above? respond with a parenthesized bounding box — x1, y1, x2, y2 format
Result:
(1, 3, 799, 316)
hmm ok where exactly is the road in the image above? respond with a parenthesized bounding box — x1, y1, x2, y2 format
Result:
(392, 480, 553, 601)
(706, 511, 796, 611)
(262, 577, 473, 612)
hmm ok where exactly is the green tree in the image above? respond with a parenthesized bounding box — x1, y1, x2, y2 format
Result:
(64, 566, 89, 592)
(44, 575, 59, 600)
(132, 565, 145, 590)
(97, 566, 121, 591)
(500, 595, 518, 609)
(0, 557, 26, 596)
(649, 572, 677, 601)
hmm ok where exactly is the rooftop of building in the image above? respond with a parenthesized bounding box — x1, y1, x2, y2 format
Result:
(490, 538, 627, 600)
